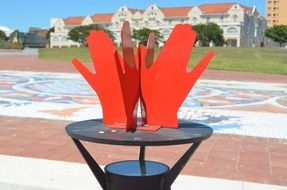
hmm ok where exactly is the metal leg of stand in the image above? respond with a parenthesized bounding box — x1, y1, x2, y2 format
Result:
(165, 142, 201, 187)
(72, 138, 107, 190)
(139, 146, 146, 175)
(139, 146, 145, 162)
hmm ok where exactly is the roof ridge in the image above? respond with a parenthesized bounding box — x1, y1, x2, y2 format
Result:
(159, 6, 192, 9)
(200, 2, 237, 6)
(64, 16, 85, 19)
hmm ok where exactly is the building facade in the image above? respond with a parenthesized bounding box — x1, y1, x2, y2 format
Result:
(50, 3, 267, 48)
(266, 0, 287, 27)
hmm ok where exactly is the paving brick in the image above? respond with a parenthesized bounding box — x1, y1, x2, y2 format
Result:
(1, 116, 287, 186)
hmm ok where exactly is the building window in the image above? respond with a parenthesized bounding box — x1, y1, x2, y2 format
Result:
(52, 37, 59, 41)
(192, 17, 197, 24)
(169, 20, 172, 24)
(227, 27, 238, 34)
(206, 17, 210, 23)
(220, 16, 224, 22)
(233, 15, 238, 22)
(61, 36, 66, 42)
(163, 30, 170, 37)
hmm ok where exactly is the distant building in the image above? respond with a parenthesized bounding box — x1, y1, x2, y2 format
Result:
(50, 2, 267, 48)
(266, 0, 287, 27)
(29, 27, 49, 39)
(9, 30, 49, 48)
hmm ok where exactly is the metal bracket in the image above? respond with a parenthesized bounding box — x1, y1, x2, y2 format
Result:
(166, 142, 201, 187)
(72, 138, 107, 190)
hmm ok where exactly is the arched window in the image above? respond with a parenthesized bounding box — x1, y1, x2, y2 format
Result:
(227, 27, 238, 34)
(56, 26, 62, 32)
(52, 36, 59, 41)
(61, 36, 67, 42)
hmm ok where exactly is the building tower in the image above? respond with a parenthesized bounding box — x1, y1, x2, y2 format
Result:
(266, 0, 287, 27)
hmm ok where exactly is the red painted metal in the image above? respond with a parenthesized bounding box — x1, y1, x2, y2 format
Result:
(72, 21, 139, 130)
(140, 24, 214, 128)
(72, 22, 214, 131)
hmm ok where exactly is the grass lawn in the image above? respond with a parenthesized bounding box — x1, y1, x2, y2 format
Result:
(39, 47, 287, 75)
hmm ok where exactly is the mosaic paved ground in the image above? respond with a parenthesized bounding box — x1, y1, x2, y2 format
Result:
(1, 70, 287, 139)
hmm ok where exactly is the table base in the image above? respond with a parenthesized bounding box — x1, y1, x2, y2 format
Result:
(105, 160, 170, 190)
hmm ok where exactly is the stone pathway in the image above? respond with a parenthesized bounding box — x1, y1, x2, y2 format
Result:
(0, 48, 38, 56)
(1, 155, 287, 190)
(0, 117, 286, 186)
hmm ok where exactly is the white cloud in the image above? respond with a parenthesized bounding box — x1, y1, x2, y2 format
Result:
(0, 26, 14, 36)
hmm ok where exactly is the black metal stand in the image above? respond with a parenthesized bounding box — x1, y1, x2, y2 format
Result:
(65, 119, 212, 190)
(72, 138, 201, 190)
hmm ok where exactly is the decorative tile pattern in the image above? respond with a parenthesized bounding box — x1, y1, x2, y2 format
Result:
(1, 71, 287, 139)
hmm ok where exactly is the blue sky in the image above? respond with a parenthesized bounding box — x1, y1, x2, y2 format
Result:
(0, 0, 265, 32)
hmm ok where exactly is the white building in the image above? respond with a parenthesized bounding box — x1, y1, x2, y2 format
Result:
(50, 3, 267, 48)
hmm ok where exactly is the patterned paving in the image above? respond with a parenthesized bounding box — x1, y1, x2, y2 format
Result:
(1, 70, 287, 139)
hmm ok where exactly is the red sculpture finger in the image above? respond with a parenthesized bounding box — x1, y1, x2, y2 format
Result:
(186, 51, 214, 89)
(145, 33, 155, 69)
(121, 21, 137, 69)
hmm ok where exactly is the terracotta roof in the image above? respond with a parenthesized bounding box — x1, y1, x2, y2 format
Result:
(199, 3, 253, 14)
(199, 3, 234, 14)
(91, 13, 113, 23)
(63, 16, 85, 25)
(129, 8, 144, 14)
(160, 7, 192, 17)
(240, 4, 253, 14)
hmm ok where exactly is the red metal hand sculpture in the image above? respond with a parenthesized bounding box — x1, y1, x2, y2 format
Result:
(72, 22, 214, 131)
(140, 24, 214, 128)
(72, 22, 139, 130)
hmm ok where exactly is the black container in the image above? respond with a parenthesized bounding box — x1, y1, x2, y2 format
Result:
(105, 160, 171, 190)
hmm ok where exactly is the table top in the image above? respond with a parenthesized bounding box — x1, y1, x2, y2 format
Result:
(65, 119, 213, 146)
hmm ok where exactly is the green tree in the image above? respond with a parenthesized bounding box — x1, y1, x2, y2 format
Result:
(68, 24, 114, 46)
(132, 28, 163, 45)
(265, 25, 287, 47)
(0, 30, 7, 41)
(193, 23, 224, 46)
(46, 27, 55, 40)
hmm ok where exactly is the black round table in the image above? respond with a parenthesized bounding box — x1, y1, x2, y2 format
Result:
(65, 119, 213, 190)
